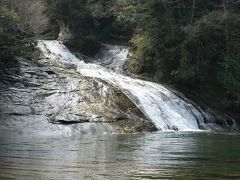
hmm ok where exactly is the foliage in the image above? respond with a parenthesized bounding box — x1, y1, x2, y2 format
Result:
(44, 0, 100, 54)
(119, 0, 240, 114)
(0, 4, 35, 61)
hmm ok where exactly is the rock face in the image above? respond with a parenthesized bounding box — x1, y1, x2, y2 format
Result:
(0, 53, 156, 136)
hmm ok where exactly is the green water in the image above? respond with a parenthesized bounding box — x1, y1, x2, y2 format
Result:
(0, 132, 240, 179)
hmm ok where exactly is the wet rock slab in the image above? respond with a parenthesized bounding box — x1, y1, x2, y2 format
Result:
(0, 58, 155, 135)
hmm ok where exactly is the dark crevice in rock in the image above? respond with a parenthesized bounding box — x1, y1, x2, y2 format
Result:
(45, 70, 56, 75)
(51, 120, 90, 125)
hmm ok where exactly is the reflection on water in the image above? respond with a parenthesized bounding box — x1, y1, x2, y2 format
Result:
(0, 132, 240, 179)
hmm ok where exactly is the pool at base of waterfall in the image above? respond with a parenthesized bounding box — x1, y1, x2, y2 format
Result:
(0, 132, 240, 179)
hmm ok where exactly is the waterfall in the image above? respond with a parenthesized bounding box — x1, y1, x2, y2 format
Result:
(38, 40, 208, 131)
(93, 44, 129, 74)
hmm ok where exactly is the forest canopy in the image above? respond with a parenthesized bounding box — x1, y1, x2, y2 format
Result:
(118, 0, 240, 115)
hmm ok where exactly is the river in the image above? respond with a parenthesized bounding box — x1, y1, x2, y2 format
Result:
(0, 132, 240, 179)
(0, 41, 239, 179)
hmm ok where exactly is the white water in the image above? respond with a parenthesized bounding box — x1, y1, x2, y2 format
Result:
(93, 44, 129, 73)
(38, 40, 207, 131)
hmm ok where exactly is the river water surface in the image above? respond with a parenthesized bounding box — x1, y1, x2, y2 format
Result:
(0, 132, 240, 179)
(1, 42, 239, 179)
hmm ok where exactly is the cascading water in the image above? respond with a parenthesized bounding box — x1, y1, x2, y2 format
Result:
(93, 44, 129, 74)
(38, 40, 208, 131)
